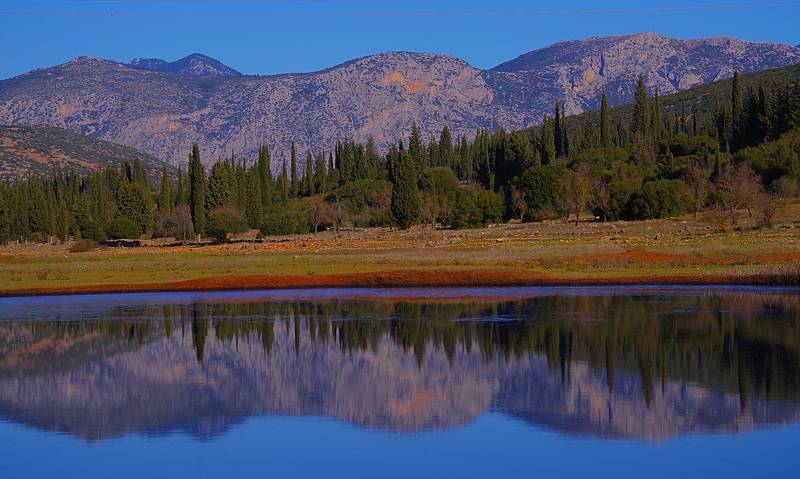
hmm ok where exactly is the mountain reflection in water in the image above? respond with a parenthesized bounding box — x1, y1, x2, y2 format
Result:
(0, 287, 799, 443)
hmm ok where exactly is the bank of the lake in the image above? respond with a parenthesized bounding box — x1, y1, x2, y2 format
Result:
(2, 209, 800, 296)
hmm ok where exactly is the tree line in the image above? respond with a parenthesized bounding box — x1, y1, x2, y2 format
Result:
(1, 72, 799, 243)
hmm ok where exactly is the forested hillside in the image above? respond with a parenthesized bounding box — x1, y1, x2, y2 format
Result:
(0, 63, 799, 243)
(0, 125, 168, 180)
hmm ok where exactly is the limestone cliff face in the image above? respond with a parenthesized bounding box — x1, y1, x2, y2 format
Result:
(0, 33, 798, 168)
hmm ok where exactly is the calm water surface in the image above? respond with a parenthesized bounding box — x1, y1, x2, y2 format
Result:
(0, 286, 799, 478)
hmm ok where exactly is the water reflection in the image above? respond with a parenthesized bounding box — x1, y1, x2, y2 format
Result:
(0, 287, 799, 442)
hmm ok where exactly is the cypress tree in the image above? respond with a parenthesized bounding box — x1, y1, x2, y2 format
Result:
(732, 71, 744, 120)
(246, 169, 263, 228)
(600, 91, 611, 147)
(175, 166, 187, 206)
(257, 144, 273, 209)
(632, 75, 650, 136)
(408, 122, 426, 174)
(304, 151, 314, 196)
(582, 113, 598, 149)
(189, 144, 206, 236)
(280, 158, 289, 202)
(158, 165, 174, 214)
(390, 149, 420, 229)
(652, 87, 661, 141)
(439, 126, 453, 168)
(314, 151, 327, 193)
(541, 117, 556, 165)
(554, 102, 563, 157)
(289, 143, 298, 198)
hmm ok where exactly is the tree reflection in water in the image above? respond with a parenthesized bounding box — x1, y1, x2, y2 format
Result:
(0, 289, 798, 442)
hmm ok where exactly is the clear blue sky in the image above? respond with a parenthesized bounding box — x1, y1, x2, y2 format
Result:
(1, 0, 799, 79)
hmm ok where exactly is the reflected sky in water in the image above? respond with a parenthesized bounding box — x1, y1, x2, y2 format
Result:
(0, 286, 799, 478)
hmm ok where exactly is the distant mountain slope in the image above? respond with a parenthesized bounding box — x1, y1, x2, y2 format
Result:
(0, 124, 169, 180)
(129, 53, 242, 77)
(567, 61, 800, 135)
(0, 33, 798, 169)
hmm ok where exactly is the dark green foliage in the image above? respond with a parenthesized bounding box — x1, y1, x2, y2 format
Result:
(206, 206, 248, 242)
(389, 148, 420, 229)
(290, 143, 298, 198)
(106, 217, 141, 239)
(627, 179, 691, 219)
(514, 164, 566, 220)
(116, 181, 154, 233)
(189, 144, 206, 236)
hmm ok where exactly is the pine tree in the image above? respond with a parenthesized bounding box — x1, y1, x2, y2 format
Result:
(582, 113, 598, 149)
(206, 161, 233, 211)
(189, 144, 206, 236)
(600, 91, 612, 148)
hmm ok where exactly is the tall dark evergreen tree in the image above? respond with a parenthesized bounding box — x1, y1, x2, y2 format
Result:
(304, 151, 314, 196)
(257, 144, 273, 209)
(158, 165, 174, 214)
(188, 145, 206, 236)
(289, 143, 298, 198)
(389, 148, 420, 229)
(632, 75, 650, 136)
(600, 91, 611, 147)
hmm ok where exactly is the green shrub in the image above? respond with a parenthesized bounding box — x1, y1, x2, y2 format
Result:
(106, 218, 141, 239)
(207, 206, 248, 242)
(626, 179, 691, 219)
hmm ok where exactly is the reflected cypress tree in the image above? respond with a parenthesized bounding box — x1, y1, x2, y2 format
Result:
(191, 307, 208, 363)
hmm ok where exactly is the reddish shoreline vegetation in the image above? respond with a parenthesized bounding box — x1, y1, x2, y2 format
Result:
(4, 268, 800, 298)
(2, 205, 799, 296)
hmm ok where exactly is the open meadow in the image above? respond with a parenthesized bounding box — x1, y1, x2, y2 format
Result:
(2, 202, 799, 296)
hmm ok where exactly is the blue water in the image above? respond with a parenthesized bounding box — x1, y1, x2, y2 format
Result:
(0, 286, 799, 478)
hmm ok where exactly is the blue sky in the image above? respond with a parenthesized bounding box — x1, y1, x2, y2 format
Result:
(1, 0, 799, 79)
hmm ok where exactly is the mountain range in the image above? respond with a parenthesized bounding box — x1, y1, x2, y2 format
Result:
(1, 32, 799, 169)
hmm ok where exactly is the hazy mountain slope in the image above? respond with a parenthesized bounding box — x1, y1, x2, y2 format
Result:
(485, 32, 800, 123)
(0, 124, 169, 180)
(0, 33, 798, 168)
(129, 53, 242, 77)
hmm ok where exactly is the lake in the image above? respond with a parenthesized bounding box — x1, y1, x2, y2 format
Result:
(0, 286, 799, 478)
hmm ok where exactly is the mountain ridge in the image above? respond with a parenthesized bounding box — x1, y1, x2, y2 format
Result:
(1, 32, 798, 168)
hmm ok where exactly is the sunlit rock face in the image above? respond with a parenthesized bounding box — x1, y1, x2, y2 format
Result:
(0, 33, 797, 167)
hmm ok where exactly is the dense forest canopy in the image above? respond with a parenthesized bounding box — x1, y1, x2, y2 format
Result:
(1, 67, 799, 243)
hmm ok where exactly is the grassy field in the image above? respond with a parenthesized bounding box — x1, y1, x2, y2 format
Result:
(2, 202, 800, 295)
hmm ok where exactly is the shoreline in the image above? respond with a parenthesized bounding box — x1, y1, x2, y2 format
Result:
(2, 268, 799, 298)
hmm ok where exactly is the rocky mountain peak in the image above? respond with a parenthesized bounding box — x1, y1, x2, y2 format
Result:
(1, 33, 799, 168)
(129, 53, 241, 77)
